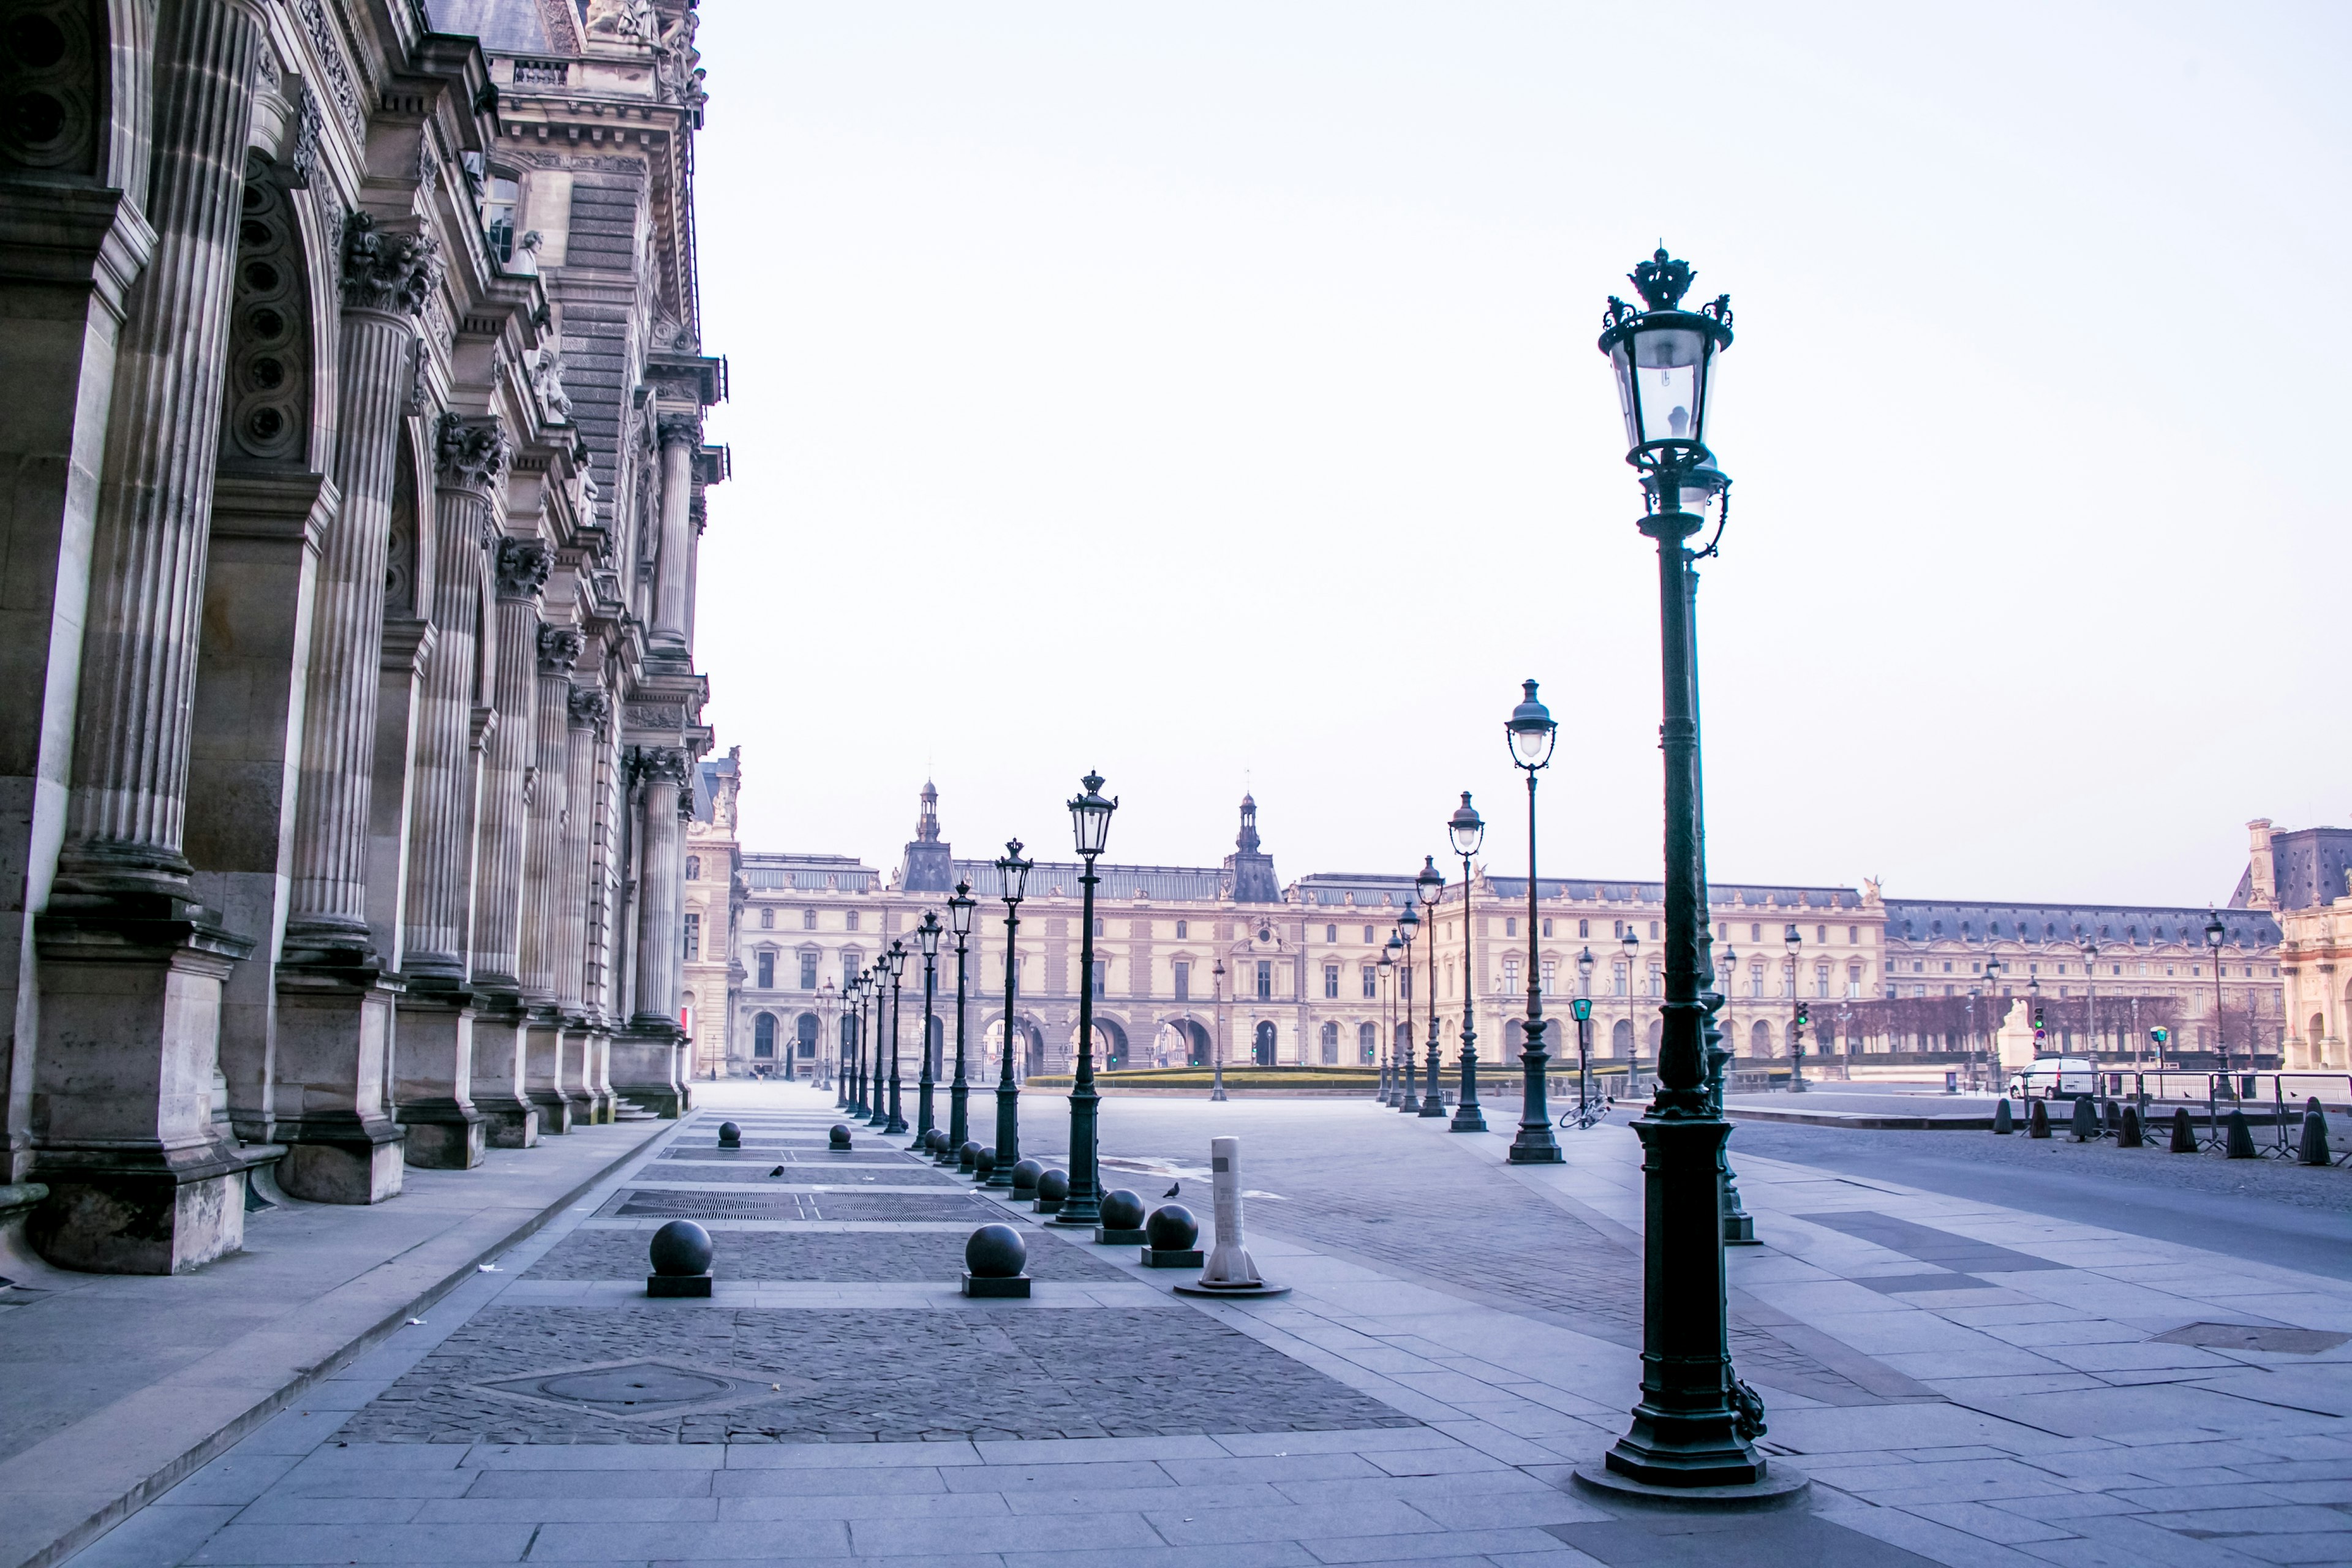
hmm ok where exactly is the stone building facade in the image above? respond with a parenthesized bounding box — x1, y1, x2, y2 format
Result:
(0, 0, 722, 1273)
(2240, 817, 2352, 1069)
(723, 782, 2292, 1084)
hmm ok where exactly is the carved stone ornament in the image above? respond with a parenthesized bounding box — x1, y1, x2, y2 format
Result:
(537, 623, 584, 674)
(284, 81, 323, 189)
(568, 687, 611, 728)
(655, 412, 701, 448)
(533, 347, 572, 423)
(434, 412, 510, 491)
(628, 745, 690, 786)
(494, 537, 554, 599)
(623, 703, 682, 730)
(342, 213, 442, 317)
(584, 0, 656, 40)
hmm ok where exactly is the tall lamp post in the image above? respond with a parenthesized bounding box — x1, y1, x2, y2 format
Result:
(1415, 856, 1442, 1112)
(1445, 793, 1485, 1131)
(1378, 944, 1395, 1088)
(1621, 930, 1640, 1088)
(2205, 910, 2231, 1096)
(1055, 773, 1117, 1226)
(854, 971, 874, 1115)
(1575, 947, 1597, 1120)
(1395, 905, 1419, 1102)
(884, 941, 909, 1134)
(1210, 959, 1227, 1102)
(1785, 925, 1807, 1092)
(861, 968, 883, 1123)
(1506, 682, 1562, 1162)
(1586, 244, 1766, 1490)
(914, 911, 943, 1142)
(991, 841, 1030, 1186)
(818, 978, 839, 1097)
(945, 881, 975, 1161)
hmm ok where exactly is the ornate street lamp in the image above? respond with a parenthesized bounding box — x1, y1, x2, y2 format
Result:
(884, 941, 910, 1134)
(945, 880, 976, 1162)
(865, 963, 891, 1128)
(1054, 772, 1118, 1226)
(1785, 924, 1807, 1093)
(2205, 909, 2232, 1096)
(914, 911, 943, 1142)
(1444, 793, 1485, 1129)
(1586, 244, 1768, 1491)
(1505, 681, 1562, 1163)
(1621, 929, 1640, 1087)
(818, 977, 839, 1099)
(991, 840, 1031, 1185)
(1412, 856, 1442, 1113)
(1574, 946, 1598, 1123)
(1378, 943, 1396, 1090)
(1210, 957, 1228, 1102)
(1395, 903, 1421, 1105)
(2079, 932, 2101, 1076)
(858, 968, 880, 1121)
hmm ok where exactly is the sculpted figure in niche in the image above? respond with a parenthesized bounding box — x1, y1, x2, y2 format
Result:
(584, 0, 656, 41)
(532, 345, 571, 423)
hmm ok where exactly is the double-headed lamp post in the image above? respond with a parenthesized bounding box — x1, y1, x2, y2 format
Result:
(945, 881, 976, 1161)
(914, 911, 943, 1142)
(1055, 772, 1117, 1227)
(884, 940, 910, 1134)
(1587, 245, 1765, 1490)
(1506, 681, 1563, 1163)
(1415, 856, 1442, 1112)
(991, 840, 1031, 1186)
(1445, 793, 1485, 1131)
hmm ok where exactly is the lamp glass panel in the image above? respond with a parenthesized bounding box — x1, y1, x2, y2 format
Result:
(1630, 323, 1711, 446)
(1509, 722, 1557, 768)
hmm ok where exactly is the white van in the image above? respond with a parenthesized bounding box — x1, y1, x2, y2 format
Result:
(2007, 1057, 2097, 1100)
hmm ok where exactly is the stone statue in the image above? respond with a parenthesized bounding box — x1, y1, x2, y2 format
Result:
(532, 346, 571, 423)
(584, 0, 655, 41)
(508, 229, 542, 276)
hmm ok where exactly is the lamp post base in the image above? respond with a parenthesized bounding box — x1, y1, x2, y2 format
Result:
(1569, 1465, 1808, 1510)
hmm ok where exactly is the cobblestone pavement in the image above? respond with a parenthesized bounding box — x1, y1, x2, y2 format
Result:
(631, 1161, 970, 1186)
(337, 1305, 1412, 1444)
(529, 1227, 1130, 1283)
(603, 1189, 1000, 1221)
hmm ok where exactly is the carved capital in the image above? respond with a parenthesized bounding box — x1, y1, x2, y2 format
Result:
(434, 412, 510, 492)
(655, 412, 701, 448)
(342, 212, 441, 317)
(494, 536, 553, 599)
(628, 745, 690, 787)
(537, 622, 584, 674)
(568, 686, 611, 728)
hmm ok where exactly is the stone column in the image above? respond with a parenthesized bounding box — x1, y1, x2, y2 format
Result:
(519, 624, 579, 1134)
(391, 414, 505, 1170)
(269, 218, 440, 1204)
(29, 0, 270, 1274)
(611, 747, 687, 1114)
(559, 685, 607, 1122)
(464, 538, 548, 1148)
(649, 416, 696, 651)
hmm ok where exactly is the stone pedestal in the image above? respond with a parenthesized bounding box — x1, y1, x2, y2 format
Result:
(392, 984, 484, 1169)
(469, 995, 539, 1148)
(271, 963, 404, 1202)
(523, 1012, 573, 1135)
(558, 1012, 598, 1125)
(28, 905, 259, 1273)
(582, 1028, 616, 1123)
(611, 1026, 685, 1118)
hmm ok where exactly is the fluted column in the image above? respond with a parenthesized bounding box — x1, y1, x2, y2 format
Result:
(631, 748, 687, 1025)
(519, 625, 579, 1000)
(28, 0, 267, 1274)
(284, 217, 440, 957)
(649, 415, 696, 650)
(468, 539, 548, 992)
(55, 0, 263, 898)
(401, 416, 505, 979)
(557, 684, 606, 1121)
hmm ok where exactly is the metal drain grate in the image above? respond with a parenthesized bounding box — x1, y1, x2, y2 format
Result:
(2153, 1322, 2351, 1355)
(480, 1360, 778, 1417)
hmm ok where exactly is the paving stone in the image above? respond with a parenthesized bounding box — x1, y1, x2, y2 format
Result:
(335, 1308, 1421, 1444)
(527, 1227, 1128, 1283)
(601, 1189, 1001, 1221)
(636, 1163, 971, 1186)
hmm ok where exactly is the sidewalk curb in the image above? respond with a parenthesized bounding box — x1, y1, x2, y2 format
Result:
(7, 1118, 679, 1568)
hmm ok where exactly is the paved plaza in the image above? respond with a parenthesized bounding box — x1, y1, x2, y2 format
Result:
(49, 1082, 2352, 1567)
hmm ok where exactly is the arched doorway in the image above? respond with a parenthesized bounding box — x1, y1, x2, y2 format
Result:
(1751, 1019, 1774, 1057)
(1025, 1023, 1046, 1078)
(1357, 1021, 1376, 1063)
(1611, 1018, 1634, 1058)
(1502, 1019, 1525, 1054)
(1181, 1019, 1211, 1066)
(795, 1012, 818, 1079)
(753, 1012, 777, 1061)
(1396, 1020, 1413, 1052)
(1253, 1021, 1276, 1065)
(1093, 1017, 1129, 1069)
(1319, 1022, 1339, 1064)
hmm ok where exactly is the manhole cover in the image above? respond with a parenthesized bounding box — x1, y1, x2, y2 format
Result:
(480, 1360, 777, 1416)
(2154, 1322, 2351, 1355)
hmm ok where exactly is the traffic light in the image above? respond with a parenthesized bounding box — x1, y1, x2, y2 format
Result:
(1794, 1002, 1810, 1029)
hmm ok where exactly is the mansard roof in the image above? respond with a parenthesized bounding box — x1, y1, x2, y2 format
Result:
(1474, 877, 1864, 911)
(2234, 826, 2352, 912)
(1882, 900, 2280, 949)
(741, 852, 880, 893)
(1294, 873, 1419, 909)
(949, 858, 1226, 903)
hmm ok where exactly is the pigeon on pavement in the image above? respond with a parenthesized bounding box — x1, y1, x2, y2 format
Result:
(1162, 1181, 1180, 1197)
(768, 1165, 785, 1177)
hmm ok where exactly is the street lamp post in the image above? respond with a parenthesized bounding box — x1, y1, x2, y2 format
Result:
(992, 841, 1031, 1186)
(1506, 682, 1562, 1163)
(1396, 902, 1420, 1106)
(855, 971, 873, 1115)
(862, 968, 884, 1123)
(2206, 910, 2232, 1096)
(915, 911, 943, 1142)
(2081, 933, 2101, 1096)
(1055, 773, 1118, 1227)
(946, 881, 975, 1161)
(1378, 944, 1395, 1092)
(1586, 244, 1765, 1490)
(1441, 795, 1483, 1128)
(1621, 930, 1640, 1090)
(1210, 958, 1227, 1102)
(818, 978, 839, 1098)
(1575, 947, 1597, 1121)
(884, 941, 909, 1134)
(1415, 856, 1442, 1114)
(1785, 925, 1807, 1093)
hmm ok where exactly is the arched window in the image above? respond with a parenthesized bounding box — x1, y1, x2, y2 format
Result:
(1253, 1021, 1277, 1065)
(753, 1013, 777, 1058)
(1358, 1021, 1376, 1062)
(1396, 1020, 1414, 1050)
(1611, 1017, 1634, 1058)
(685, 855, 700, 881)
(1751, 1019, 1774, 1057)
(796, 1012, 819, 1058)
(1319, 1021, 1339, 1064)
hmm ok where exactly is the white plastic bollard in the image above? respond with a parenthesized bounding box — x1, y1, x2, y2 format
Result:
(1200, 1135, 1261, 1287)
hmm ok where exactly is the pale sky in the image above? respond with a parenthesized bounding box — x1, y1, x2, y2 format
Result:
(690, 2, 2352, 907)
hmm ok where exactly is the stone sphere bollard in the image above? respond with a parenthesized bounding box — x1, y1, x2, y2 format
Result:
(1099, 1188, 1145, 1229)
(1038, 1167, 1069, 1200)
(973, 1147, 997, 1179)
(1011, 1158, 1044, 1195)
(2302, 1099, 2332, 1166)
(2226, 1109, 2258, 1159)
(965, 1223, 1027, 1277)
(2119, 1105, 2143, 1148)
(2169, 1106, 2198, 1153)
(1146, 1204, 1199, 1250)
(1993, 1098, 2013, 1135)
(2028, 1099, 2050, 1139)
(2069, 1096, 2097, 1142)
(717, 1120, 741, 1148)
(647, 1219, 714, 1297)
(959, 1140, 982, 1174)
(829, 1123, 853, 1149)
